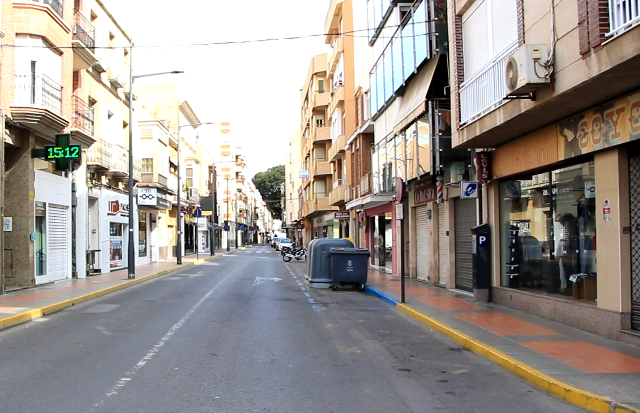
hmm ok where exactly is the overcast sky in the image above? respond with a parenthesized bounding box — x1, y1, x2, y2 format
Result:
(105, 0, 330, 178)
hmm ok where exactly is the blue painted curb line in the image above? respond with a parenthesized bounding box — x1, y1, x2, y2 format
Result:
(364, 286, 398, 307)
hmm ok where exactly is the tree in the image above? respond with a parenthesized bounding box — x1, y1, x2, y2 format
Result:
(252, 165, 285, 219)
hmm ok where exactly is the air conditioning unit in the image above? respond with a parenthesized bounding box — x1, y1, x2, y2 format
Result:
(504, 44, 550, 95)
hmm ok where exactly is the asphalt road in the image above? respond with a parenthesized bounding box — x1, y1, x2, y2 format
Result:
(0, 245, 586, 413)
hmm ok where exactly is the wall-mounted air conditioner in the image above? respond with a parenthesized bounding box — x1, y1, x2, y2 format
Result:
(504, 44, 551, 95)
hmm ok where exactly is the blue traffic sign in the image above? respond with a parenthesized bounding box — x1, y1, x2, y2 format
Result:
(461, 181, 479, 199)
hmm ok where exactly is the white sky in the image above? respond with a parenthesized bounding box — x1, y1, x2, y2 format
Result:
(105, 0, 330, 178)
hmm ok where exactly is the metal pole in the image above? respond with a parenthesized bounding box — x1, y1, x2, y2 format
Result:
(177, 123, 182, 265)
(127, 41, 135, 279)
(226, 178, 230, 252)
(235, 194, 238, 249)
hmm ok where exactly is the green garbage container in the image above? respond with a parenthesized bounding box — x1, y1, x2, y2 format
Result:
(329, 248, 370, 291)
(306, 238, 354, 287)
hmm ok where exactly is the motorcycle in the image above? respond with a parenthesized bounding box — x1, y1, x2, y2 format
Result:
(282, 246, 307, 262)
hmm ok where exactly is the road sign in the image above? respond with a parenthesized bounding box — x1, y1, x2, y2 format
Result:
(460, 181, 479, 199)
(299, 170, 310, 178)
(194, 207, 203, 217)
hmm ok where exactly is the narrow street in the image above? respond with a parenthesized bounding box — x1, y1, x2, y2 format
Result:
(0, 245, 584, 413)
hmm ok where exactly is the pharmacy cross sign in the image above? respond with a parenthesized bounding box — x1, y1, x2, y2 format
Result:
(31, 134, 81, 171)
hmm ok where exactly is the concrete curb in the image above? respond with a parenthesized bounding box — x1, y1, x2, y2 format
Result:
(0, 254, 223, 331)
(365, 287, 640, 413)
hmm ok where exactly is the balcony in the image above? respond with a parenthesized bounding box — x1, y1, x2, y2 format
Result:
(360, 172, 372, 197)
(459, 45, 517, 126)
(330, 181, 347, 206)
(311, 125, 331, 143)
(328, 134, 346, 161)
(87, 138, 112, 170)
(302, 200, 312, 217)
(42, 0, 62, 16)
(328, 37, 344, 76)
(315, 196, 336, 211)
(11, 71, 68, 136)
(609, 0, 640, 37)
(313, 160, 332, 178)
(107, 144, 141, 181)
(312, 91, 330, 108)
(329, 85, 345, 115)
(72, 9, 97, 71)
(70, 95, 95, 147)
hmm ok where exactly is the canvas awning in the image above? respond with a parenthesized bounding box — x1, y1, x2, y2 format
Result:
(393, 55, 440, 134)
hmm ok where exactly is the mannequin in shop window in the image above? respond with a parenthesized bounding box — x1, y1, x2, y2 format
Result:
(555, 212, 579, 295)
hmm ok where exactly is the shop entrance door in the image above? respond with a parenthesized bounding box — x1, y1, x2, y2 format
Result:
(629, 154, 640, 330)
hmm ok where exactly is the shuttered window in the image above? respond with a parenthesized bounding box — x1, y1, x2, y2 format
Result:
(48, 204, 70, 280)
(437, 203, 447, 285)
(462, 0, 519, 80)
(416, 205, 432, 281)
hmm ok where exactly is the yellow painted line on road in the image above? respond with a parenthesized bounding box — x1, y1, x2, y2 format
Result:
(396, 303, 640, 413)
(0, 255, 223, 331)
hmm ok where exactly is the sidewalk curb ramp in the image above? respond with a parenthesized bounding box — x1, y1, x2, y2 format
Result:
(0, 255, 223, 331)
(365, 287, 640, 413)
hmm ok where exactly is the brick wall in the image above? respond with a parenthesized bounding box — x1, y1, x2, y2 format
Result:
(579, 0, 610, 57)
(449, 0, 463, 129)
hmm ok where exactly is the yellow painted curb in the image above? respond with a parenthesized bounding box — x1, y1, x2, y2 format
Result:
(0, 254, 224, 331)
(396, 303, 640, 413)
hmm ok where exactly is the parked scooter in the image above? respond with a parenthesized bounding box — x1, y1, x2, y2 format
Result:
(282, 246, 307, 262)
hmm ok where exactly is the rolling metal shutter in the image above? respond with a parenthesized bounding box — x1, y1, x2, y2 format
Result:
(437, 203, 447, 286)
(454, 198, 476, 292)
(48, 204, 70, 281)
(415, 205, 431, 282)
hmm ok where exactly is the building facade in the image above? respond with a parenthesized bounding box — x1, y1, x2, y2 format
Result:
(448, 0, 640, 342)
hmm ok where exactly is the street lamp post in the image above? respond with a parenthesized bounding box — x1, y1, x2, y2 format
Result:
(226, 177, 231, 252)
(176, 121, 215, 265)
(127, 42, 183, 279)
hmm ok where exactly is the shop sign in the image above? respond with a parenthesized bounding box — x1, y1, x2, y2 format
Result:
(557, 90, 640, 160)
(585, 181, 596, 199)
(474, 152, 492, 182)
(35, 201, 46, 216)
(395, 203, 404, 220)
(603, 199, 611, 222)
(107, 199, 129, 217)
(158, 197, 172, 209)
(414, 181, 437, 206)
(460, 181, 479, 199)
(3, 217, 12, 232)
(334, 212, 350, 220)
(138, 188, 158, 206)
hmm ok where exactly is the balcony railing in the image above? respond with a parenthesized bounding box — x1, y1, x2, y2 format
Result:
(14, 71, 62, 114)
(459, 44, 518, 126)
(87, 138, 112, 168)
(361, 172, 371, 197)
(72, 95, 94, 136)
(609, 0, 640, 37)
(73, 9, 95, 50)
(42, 0, 63, 17)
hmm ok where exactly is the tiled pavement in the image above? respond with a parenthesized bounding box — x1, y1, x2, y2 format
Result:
(365, 269, 640, 413)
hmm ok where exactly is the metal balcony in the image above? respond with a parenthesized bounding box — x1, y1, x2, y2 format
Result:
(72, 9, 97, 70)
(14, 71, 62, 114)
(87, 138, 112, 170)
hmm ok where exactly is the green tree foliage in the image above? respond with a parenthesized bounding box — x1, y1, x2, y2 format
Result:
(252, 165, 285, 219)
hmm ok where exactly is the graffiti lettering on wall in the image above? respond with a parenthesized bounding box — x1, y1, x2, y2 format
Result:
(558, 91, 640, 160)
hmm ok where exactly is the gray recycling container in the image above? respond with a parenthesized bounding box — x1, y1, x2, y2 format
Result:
(329, 248, 370, 288)
(307, 238, 354, 286)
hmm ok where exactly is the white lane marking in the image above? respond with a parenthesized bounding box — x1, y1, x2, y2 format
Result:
(92, 270, 233, 410)
(304, 293, 311, 297)
(308, 299, 316, 304)
(292, 276, 297, 279)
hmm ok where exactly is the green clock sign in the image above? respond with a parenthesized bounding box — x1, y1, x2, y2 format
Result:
(32, 134, 82, 171)
(44, 145, 81, 160)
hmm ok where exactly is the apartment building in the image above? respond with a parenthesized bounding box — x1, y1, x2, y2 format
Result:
(214, 122, 248, 249)
(448, 0, 640, 342)
(1, 0, 141, 288)
(299, 53, 340, 242)
(284, 129, 303, 243)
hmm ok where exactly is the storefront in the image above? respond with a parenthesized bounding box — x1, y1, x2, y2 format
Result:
(364, 204, 396, 274)
(412, 180, 437, 282)
(488, 89, 640, 340)
(34, 171, 73, 285)
(137, 187, 172, 265)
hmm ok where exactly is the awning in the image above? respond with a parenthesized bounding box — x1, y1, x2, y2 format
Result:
(392, 55, 440, 134)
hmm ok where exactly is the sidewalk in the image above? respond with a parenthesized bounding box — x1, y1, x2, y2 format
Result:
(0, 247, 234, 330)
(365, 269, 640, 413)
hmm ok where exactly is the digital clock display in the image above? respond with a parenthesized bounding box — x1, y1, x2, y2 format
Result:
(44, 145, 81, 160)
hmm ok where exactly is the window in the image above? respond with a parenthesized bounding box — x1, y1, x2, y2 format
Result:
(138, 212, 147, 257)
(142, 158, 153, 173)
(500, 162, 597, 303)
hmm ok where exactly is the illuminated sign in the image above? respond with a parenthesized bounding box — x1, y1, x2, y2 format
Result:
(44, 145, 81, 160)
